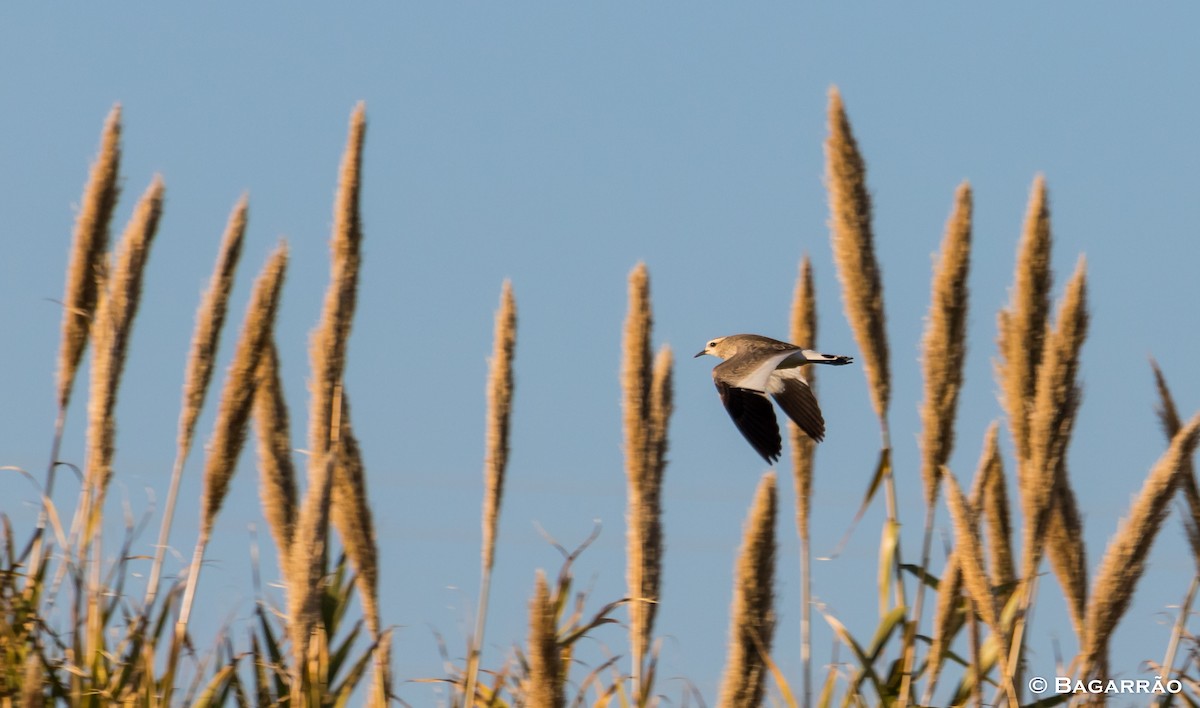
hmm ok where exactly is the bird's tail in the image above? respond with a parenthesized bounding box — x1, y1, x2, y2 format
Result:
(803, 350, 854, 365)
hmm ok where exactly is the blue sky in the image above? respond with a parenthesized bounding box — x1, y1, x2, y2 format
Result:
(3, 4, 1200, 704)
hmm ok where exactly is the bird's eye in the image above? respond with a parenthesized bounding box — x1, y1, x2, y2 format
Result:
(708, 341, 716, 348)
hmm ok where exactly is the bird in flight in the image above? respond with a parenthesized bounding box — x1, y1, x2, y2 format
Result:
(695, 334, 853, 464)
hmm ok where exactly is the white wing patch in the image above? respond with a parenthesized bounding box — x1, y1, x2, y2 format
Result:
(734, 350, 803, 391)
(766, 365, 810, 394)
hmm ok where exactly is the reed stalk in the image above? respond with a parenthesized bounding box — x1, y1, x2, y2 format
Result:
(329, 395, 379, 636)
(825, 87, 890, 432)
(1081, 415, 1200, 680)
(997, 175, 1053, 464)
(825, 86, 904, 635)
(908, 182, 972, 703)
(308, 102, 365, 464)
(526, 570, 564, 708)
(978, 424, 1015, 595)
(622, 262, 670, 694)
(145, 195, 247, 608)
(253, 341, 297, 571)
(919, 182, 972, 509)
(717, 472, 777, 708)
(41, 106, 123, 570)
(82, 176, 165, 539)
(173, 243, 288, 686)
(943, 470, 1018, 705)
(464, 281, 518, 707)
(1019, 258, 1088, 603)
(788, 254, 817, 708)
(923, 427, 993, 705)
(1151, 359, 1200, 563)
(288, 429, 337, 701)
(56, 105, 122, 416)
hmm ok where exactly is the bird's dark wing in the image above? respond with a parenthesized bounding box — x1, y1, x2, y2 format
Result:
(768, 369, 826, 442)
(716, 382, 782, 464)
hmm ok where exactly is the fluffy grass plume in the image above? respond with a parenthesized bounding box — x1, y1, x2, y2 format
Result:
(926, 544, 964, 694)
(943, 470, 1017, 703)
(178, 195, 248, 456)
(919, 182, 972, 507)
(308, 102, 366, 462)
(57, 104, 122, 412)
(84, 176, 165, 514)
(525, 570, 564, 708)
(1151, 360, 1200, 562)
(648, 346, 674, 494)
(926, 428, 994, 701)
(305, 103, 381, 644)
(825, 87, 890, 427)
(1081, 415, 1200, 678)
(329, 395, 381, 637)
(718, 472, 778, 708)
(997, 175, 1053, 462)
(622, 262, 667, 674)
(146, 195, 248, 605)
(287, 437, 335, 691)
(253, 341, 297, 566)
(1045, 484, 1087, 639)
(1019, 258, 1088, 590)
(175, 238, 287, 693)
(198, 243, 289, 542)
(465, 281, 519, 707)
(788, 254, 817, 708)
(482, 280, 517, 574)
(789, 254, 818, 539)
(977, 423, 1015, 593)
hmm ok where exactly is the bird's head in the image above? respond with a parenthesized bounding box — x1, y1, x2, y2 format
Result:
(694, 336, 731, 359)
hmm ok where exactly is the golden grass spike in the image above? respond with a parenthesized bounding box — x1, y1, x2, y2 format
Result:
(997, 175, 1053, 462)
(1082, 414, 1200, 679)
(482, 280, 517, 574)
(465, 280, 520, 708)
(648, 345, 674, 489)
(526, 570, 564, 708)
(718, 472, 778, 708)
(199, 242, 289, 542)
(926, 547, 963, 694)
(287, 439, 335, 691)
(622, 262, 657, 670)
(308, 102, 366, 463)
(329, 395, 381, 637)
(1045, 477, 1087, 639)
(637, 342, 673, 660)
(788, 254, 817, 708)
(1152, 359, 1183, 435)
(944, 470, 997, 627)
(1020, 257, 1088, 585)
(254, 341, 297, 565)
(919, 182, 972, 508)
(943, 469, 1018, 703)
(825, 87, 890, 425)
(926, 445, 991, 703)
(146, 195, 250, 607)
(789, 254, 818, 539)
(977, 423, 1015, 592)
(1151, 359, 1200, 564)
(84, 176, 165, 512)
(57, 104, 122, 412)
(179, 195, 248, 456)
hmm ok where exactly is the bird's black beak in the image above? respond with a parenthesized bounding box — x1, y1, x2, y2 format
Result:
(694, 350, 706, 358)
